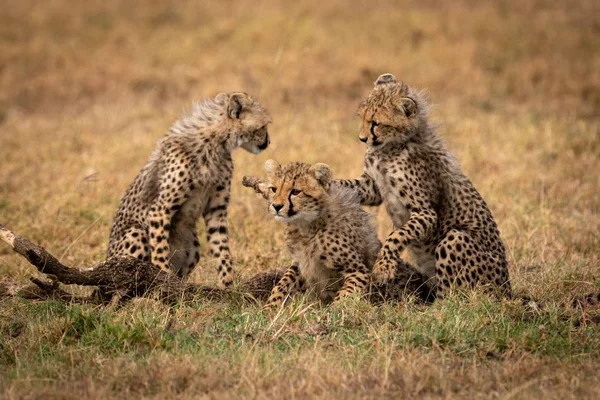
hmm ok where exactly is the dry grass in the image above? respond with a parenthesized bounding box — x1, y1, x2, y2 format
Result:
(1, 0, 599, 398)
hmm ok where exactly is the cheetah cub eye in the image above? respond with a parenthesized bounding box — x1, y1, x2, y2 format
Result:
(290, 189, 301, 196)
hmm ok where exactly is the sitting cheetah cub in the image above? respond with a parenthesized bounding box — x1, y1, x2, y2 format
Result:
(107, 92, 272, 288)
(336, 74, 511, 298)
(243, 160, 383, 307)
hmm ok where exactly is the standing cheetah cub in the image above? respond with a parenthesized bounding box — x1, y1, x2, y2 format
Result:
(336, 74, 511, 298)
(107, 92, 272, 288)
(243, 160, 383, 307)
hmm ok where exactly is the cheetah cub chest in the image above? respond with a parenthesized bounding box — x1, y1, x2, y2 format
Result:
(364, 157, 411, 229)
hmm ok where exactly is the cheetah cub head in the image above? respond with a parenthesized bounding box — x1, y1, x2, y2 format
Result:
(217, 92, 272, 154)
(264, 160, 331, 224)
(357, 73, 429, 147)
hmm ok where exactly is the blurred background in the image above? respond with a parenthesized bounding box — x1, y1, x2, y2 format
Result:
(0, 0, 598, 295)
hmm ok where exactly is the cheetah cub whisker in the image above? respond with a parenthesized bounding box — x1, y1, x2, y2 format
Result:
(107, 92, 272, 288)
(243, 160, 382, 308)
(335, 74, 511, 299)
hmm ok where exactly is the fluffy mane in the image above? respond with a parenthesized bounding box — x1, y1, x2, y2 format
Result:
(169, 97, 228, 136)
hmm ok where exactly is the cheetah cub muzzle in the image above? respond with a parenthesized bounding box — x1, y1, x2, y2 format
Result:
(107, 92, 272, 288)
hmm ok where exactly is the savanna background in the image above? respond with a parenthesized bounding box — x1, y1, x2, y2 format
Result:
(1, 0, 599, 398)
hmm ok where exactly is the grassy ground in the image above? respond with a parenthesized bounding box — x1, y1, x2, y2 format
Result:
(1, 0, 599, 398)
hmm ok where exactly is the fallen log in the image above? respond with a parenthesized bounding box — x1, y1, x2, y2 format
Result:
(0, 223, 284, 305)
(0, 223, 430, 306)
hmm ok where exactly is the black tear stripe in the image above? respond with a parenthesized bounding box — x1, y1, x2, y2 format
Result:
(288, 180, 296, 217)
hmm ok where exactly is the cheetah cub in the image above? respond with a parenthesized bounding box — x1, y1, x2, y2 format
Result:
(336, 74, 511, 298)
(107, 92, 272, 288)
(243, 160, 382, 308)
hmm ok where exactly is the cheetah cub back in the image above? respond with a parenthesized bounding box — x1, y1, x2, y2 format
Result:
(243, 160, 382, 307)
(336, 74, 511, 298)
(107, 92, 272, 288)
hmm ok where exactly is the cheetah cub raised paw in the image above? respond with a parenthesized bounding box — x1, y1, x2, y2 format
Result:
(107, 92, 272, 288)
(335, 74, 511, 299)
(243, 160, 383, 308)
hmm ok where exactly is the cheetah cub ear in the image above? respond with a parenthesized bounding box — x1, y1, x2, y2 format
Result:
(310, 163, 332, 186)
(215, 92, 229, 103)
(374, 73, 397, 86)
(227, 93, 244, 119)
(395, 97, 417, 118)
(356, 99, 367, 116)
(265, 159, 281, 177)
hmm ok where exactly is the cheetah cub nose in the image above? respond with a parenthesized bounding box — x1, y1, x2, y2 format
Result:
(273, 204, 284, 213)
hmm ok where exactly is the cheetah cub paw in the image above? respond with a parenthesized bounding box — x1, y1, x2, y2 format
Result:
(371, 256, 397, 285)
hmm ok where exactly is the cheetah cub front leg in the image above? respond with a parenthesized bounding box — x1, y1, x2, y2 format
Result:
(372, 208, 438, 285)
(203, 178, 234, 287)
(146, 169, 193, 274)
(334, 262, 371, 301)
(265, 263, 302, 309)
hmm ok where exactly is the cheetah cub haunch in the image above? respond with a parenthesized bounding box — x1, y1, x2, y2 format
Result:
(336, 74, 511, 298)
(107, 92, 272, 288)
(243, 160, 382, 308)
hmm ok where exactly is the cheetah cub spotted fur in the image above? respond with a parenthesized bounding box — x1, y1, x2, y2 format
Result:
(336, 74, 511, 298)
(107, 92, 272, 288)
(243, 160, 382, 308)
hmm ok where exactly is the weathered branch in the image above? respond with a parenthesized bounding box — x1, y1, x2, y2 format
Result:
(242, 175, 270, 199)
(0, 223, 284, 305)
(0, 277, 100, 303)
(0, 223, 429, 306)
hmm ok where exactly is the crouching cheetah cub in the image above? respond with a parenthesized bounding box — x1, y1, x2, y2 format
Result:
(243, 160, 383, 308)
(336, 74, 511, 298)
(107, 92, 272, 288)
